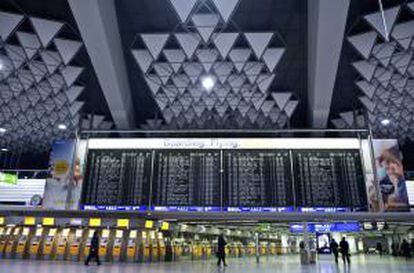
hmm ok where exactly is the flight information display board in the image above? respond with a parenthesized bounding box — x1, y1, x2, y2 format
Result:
(83, 150, 152, 206)
(223, 150, 293, 207)
(293, 150, 367, 209)
(152, 150, 221, 207)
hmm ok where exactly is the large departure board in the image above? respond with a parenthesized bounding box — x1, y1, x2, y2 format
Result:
(223, 151, 293, 207)
(152, 150, 221, 206)
(83, 150, 152, 206)
(293, 150, 367, 208)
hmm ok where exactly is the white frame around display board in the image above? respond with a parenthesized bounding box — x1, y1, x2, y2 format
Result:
(77, 137, 370, 213)
(86, 138, 362, 150)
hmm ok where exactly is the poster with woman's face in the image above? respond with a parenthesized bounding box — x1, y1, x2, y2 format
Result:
(373, 140, 409, 212)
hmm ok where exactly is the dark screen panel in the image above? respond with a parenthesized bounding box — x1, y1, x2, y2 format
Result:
(83, 150, 152, 206)
(293, 150, 367, 209)
(223, 150, 293, 207)
(152, 150, 221, 206)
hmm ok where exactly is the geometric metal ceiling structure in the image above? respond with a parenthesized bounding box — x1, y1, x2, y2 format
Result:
(332, 3, 414, 143)
(133, 0, 298, 129)
(0, 11, 111, 152)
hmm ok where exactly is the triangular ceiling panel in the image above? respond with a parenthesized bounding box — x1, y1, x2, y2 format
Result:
(163, 49, 186, 73)
(243, 62, 264, 84)
(212, 0, 240, 22)
(60, 66, 83, 87)
(391, 51, 412, 75)
(257, 73, 275, 93)
(28, 60, 47, 83)
(16, 31, 41, 59)
(196, 48, 219, 72)
(356, 80, 377, 99)
(132, 49, 153, 73)
(251, 91, 266, 110)
(352, 59, 377, 81)
(0, 11, 23, 41)
(244, 33, 273, 58)
(213, 32, 239, 58)
(339, 111, 355, 127)
(40, 50, 62, 74)
(54, 38, 82, 65)
(30, 17, 64, 47)
(66, 85, 84, 104)
(191, 14, 220, 43)
(261, 100, 275, 117)
(5, 45, 26, 69)
(262, 48, 285, 72)
(364, 6, 400, 40)
(272, 92, 292, 109)
(145, 74, 162, 95)
(69, 101, 84, 117)
(169, 0, 198, 22)
(215, 101, 229, 118)
(141, 34, 169, 59)
(347, 31, 377, 59)
(359, 96, 375, 112)
(213, 62, 234, 84)
(175, 33, 201, 58)
(371, 41, 396, 67)
(229, 48, 251, 72)
(284, 100, 298, 118)
(391, 21, 414, 49)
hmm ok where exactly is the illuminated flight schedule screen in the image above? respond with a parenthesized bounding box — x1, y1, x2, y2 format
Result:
(83, 150, 152, 206)
(152, 150, 221, 207)
(223, 150, 293, 207)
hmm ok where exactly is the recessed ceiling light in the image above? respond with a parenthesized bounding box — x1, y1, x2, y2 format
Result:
(58, 124, 67, 130)
(201, 75, 215, 91)
(0, 62, 3, 70)
(0, 127, 6, 133)
(1, 148, 8, 152)
(381, 119, 390, 126)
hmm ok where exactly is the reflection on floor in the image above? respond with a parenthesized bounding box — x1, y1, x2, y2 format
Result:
(1, 255, 414, 273)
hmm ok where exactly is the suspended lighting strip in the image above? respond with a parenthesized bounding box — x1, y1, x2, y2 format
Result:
(378, 0, 389, 41)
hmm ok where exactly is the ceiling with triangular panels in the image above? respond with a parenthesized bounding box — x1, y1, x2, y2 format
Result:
(330, 1, 414, 143)
(0, 4, 112, 153)
(121, 0, 304, 130)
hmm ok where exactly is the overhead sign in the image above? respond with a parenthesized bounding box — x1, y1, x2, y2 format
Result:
(145, 220, 154, 229)
(24, 217, 36, 226)
(42, 217, 55, 226)
(290, 222, 360, 233)
(89, 218, 101, 227)
(0, 217, 4, 225)
(0, 172, 18, 185)
(117, 219, 129, 228)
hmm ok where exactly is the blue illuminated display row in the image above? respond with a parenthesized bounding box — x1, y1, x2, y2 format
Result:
(83, 205, 355, 213)
(290, 222, 360, 233)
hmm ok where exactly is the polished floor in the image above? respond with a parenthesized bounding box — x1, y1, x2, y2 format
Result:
(1, 255, 414, 273)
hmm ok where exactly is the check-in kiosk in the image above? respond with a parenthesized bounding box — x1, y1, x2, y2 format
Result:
(83, 229, 95, 261)
(29, 227, 43, 259)
(15, 227, 30, 259)
(5, 226, 21, 258)
(112, 229, 124, 262)
(98, 229, 110, 261)
(141, 231, 151, 262)
(157, 232, 166, 262)
(42, 228, 57, 259)
(126, 230, 138, 262)
(172, 238, 183, 261)
(0, 226, 13, 257)
(70, 229, 84, 261)
(0, 226, 5, 255)
(56, 228, 70, 260)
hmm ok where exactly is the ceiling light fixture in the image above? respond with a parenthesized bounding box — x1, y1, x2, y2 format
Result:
(57, 124, 67, 130)
(1, 148, 8, 152)
(201, 75, 215, 91)
(381, 119, 390, 126)
(0, 127, 6, 133)
(0, 61, 3, 70)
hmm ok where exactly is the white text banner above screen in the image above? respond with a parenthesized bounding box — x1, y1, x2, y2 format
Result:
(87, 138, 361, 150)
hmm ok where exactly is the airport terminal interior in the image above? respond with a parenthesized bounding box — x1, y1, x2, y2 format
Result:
(1, 0, 414, 272)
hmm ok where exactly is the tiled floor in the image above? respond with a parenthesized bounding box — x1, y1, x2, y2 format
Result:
(1, 255, 414, 273)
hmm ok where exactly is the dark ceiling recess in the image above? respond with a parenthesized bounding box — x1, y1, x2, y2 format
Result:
(116, 0, 307, 129)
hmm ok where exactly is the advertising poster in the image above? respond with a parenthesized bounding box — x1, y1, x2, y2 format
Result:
(373, 140, 409, 212)
(43, 139, 77, 209)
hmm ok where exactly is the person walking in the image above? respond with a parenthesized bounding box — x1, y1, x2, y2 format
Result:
(401, 239, 411, 259)
(217, 234, 227, 267)
(376, 242, 383, 256)
(85, 230, 101, 266)
(330, 239, 339, 263)
(339, 237, 350, 264)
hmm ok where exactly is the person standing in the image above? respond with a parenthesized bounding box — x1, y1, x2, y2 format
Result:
(401, 239, 411, 259)
(330, 239, 339, 263)
(85, 230, 101, 266)
(339, 237, 350, 264)
(376, 242, 383, 256)
(217, 234, 227, 267)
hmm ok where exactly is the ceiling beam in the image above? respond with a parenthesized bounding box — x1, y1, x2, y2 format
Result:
(308, 0, 350, 128)
(68, 0, 134, 129)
